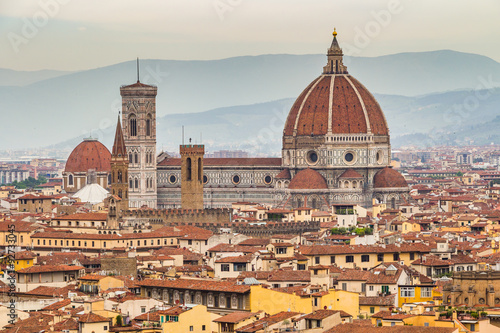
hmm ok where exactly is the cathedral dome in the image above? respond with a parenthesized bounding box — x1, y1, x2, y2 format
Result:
(289, 168, 328, 190)
(283, 31, 388, 137)
(65, 138, 111, 173)
(373, 167, 408, 188)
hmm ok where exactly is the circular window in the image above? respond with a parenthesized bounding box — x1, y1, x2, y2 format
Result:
(376, 150, 384, 164)
(232, 175, 240, 185)
(344, 151, 356, 164)
(264, 175, 272, 185)
(306, 151, 319, 165)
(203, 175, 208, 184)
(169, 175, 177, 184)
(479, 298, 485, 304)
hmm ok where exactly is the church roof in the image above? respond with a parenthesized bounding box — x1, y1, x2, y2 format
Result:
(158, 158, 282, 167)
(64, 138, 111, 173)
(338, 169, 363, 179)
(373, 167, 408, 188)
(289, 168, 328, 190)
(72, 183, 109, 204)
(283, 30, 388, 137)
(112, 115, 127, 157)
(121, 80, 156, 89)
(276, 169, 291, 179)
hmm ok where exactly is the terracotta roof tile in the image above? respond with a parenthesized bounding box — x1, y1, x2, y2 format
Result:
(373, 167, 408, 188)
(324, 324, 456, 333)
(137, 278, 250, 294)
(64, 139, 111, 173)
(79, 312, 110, 323)
(159, 158, 281, 167)
(339, 169, 363, 179)
(42, 299, 71, 311)
(214, 311, 260, 323)
(17, 264, 84, 274)
(275, 169, 291, 180)
(289, 168, 328, 190)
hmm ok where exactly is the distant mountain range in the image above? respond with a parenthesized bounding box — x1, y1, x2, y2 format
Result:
(2, 50, 500, 151)
(0, 68, 73, 86)
(49, 86, 500, 156)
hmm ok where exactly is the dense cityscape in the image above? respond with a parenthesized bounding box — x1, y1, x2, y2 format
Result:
(2, 3, 500, 332)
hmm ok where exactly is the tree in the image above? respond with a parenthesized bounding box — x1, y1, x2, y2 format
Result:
(456, 171, 464, 177)
(116, 315, 123, 326)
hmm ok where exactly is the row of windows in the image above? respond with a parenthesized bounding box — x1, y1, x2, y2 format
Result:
(186, 157, 202, 182)
(400, 287, 432, 298)
(319, 252, 411, 265)
(67, 174, 110, 187)
(53, 221, 104, 227)
(166, 173, 273, 186)
(36, 238, 177, 247)
(128, 114, 153, 137)
(220, 263, 247, 272)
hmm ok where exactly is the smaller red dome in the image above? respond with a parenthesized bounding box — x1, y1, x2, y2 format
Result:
(373, 167, 408, 188)
(65, 139, 111, 173)
(289, 168, 328, 190)
(338, 169, 363, 179)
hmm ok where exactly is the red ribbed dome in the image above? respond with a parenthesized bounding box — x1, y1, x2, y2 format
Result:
(373, 167, 408, 188)
(65, 139, 111, 173)
(284, 75, 388, 136)
(289, 168, 328, 190)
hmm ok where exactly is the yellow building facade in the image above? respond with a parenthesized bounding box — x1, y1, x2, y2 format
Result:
(249, 286, 359, 318)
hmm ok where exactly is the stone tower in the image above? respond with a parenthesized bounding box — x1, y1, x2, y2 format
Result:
(180, 142, 204, 210)
(110, 115, 129, 209)
(120, 76, 158, 209)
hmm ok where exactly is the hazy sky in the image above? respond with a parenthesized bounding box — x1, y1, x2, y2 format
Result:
(1, 0, 499, 71)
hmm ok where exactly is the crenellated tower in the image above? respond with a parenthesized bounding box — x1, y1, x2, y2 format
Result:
(180, 142, 205, 210)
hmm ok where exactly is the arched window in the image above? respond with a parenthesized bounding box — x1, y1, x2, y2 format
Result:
(146, 114, 152, 137)
(129, 114, 137, 137)
(118, 171, 122, 183)
(198, 158, 202, 182)
(129, 178, 133, 189)
(135, 178, 139, 189)
(134, 153, 138, 164)
(108, 173, 111, 185)
(186, 157, 192, 181)
(68, 174, 74, 186)
(391, 197, 396, 209)
(129, 153, 133, 163)
(118, 190, 122, 199)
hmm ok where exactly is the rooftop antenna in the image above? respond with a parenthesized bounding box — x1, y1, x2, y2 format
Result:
(182, 126, 184, 145)
(136, 57, 140, 83)
(200, 132, 202, 144)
